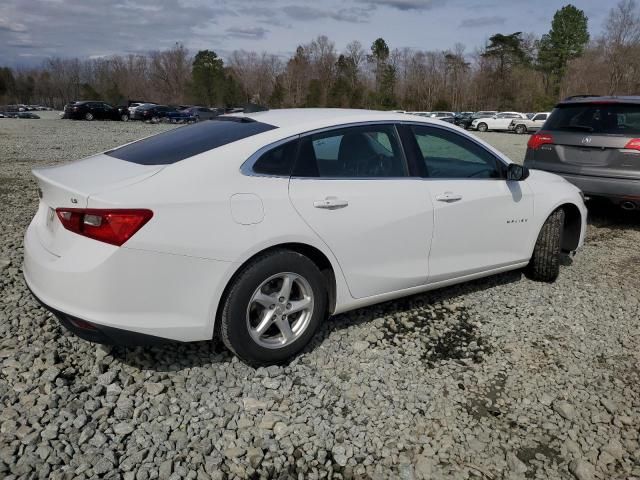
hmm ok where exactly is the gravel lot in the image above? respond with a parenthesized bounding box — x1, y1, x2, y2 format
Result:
(1, 115, 639, 480)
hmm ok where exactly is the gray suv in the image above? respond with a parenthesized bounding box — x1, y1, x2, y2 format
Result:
(524, 96, 640, 210)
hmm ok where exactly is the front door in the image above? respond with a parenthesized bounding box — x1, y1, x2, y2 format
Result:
(288, 123, 434, 299)
(404, 124, 534, 282)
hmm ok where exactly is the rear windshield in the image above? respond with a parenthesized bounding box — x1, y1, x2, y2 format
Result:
(107, 118, 277, 165)
(546, 103, 640, 135)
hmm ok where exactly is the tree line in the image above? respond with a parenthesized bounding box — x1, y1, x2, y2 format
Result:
(1, 1, 638, 112)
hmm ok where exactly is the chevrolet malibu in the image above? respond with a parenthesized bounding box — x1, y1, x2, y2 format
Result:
(24, 109, 587, 365)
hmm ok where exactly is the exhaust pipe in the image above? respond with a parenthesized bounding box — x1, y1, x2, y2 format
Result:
(620, 201, 637, 211)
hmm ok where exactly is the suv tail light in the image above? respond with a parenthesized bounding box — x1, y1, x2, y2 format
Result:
(56, 208, 153, 246)
(624, 138, 640, 151)
(527, 132, 554, 150)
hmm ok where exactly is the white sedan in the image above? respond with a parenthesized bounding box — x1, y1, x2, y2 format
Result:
(24, 109, 586, 365)
(471, 112, 527, 132)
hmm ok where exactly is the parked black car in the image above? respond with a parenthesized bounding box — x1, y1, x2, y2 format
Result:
(133, 104, 175, 122)
(180, 106, 220, 121)
(524, 95, 640, 210)
(64, 101, 129, 121)
(454, 112, 474, 128)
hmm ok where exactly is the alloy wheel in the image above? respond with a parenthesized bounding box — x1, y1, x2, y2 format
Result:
(246, 272, 314, 349)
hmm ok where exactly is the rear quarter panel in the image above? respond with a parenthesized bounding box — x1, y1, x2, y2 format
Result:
(87, 135, 354, 323)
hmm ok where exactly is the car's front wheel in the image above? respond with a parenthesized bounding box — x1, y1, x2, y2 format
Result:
(515, 124, 527, 134)
(85, 112, 94, 121)
(219, 250, 327, 365)
(526, 208, 565, 282)
(477, 122, 488, 132)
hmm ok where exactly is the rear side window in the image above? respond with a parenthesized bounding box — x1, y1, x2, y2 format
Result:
(107, 118, 277, 165)
(293, 124, 407, 178)
(546, 103, 640, 135)
(252, 140, 299, 176)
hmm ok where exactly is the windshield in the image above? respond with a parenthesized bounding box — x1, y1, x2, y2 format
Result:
(546, 103, 640, 135)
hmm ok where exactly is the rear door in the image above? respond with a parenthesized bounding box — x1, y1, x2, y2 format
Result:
(288, 123, 434, 299)
(531, 103, 640, 179)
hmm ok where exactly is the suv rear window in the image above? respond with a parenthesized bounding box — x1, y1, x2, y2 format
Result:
(546, 103, 640, 135)
(107, 118, 277, 165)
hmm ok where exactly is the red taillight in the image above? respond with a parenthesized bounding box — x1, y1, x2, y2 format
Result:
(624, 138, 640, 151)
(527, 132, 554, 150)
(56, 208, 153, 246)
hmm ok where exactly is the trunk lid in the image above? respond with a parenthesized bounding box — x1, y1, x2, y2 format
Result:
(32, 154, 163, 256)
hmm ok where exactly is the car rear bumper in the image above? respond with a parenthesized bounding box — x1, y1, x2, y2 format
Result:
(23, 218, 233, 343)
(550, 172, 640, 203)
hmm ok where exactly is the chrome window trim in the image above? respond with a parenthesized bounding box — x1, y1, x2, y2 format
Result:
(240, 119, 511, 180)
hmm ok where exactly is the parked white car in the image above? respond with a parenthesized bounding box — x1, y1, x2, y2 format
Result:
(429, 111, 455, 118)
(508, 112, 551, 134)
(24, 109, 586, 365)
(471, 112, 527, 132)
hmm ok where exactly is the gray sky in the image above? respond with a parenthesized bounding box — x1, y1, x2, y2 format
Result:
(0, 0, 612, 66)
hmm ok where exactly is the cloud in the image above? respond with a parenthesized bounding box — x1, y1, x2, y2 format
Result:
(0, 17, 27, 32)
(0, 0, 222, 63)
(459, 15, 506, 28)
(225, 26, 269, 39)
(281, 5, 371, 23)
(357, 0, 438, 10)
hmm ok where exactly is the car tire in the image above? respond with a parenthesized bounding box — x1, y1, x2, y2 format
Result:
(219, 249, 327, 366)
(526, 208, 565, 282)
(85, 112, 94, 121)
(515, 124, 526, 134)
(477, 122, 488, 132)
(151, 116, 160, 124)
(121, 114, 129, 122)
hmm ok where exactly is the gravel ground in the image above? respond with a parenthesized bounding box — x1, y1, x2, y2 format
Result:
(1, 116, 639, 480)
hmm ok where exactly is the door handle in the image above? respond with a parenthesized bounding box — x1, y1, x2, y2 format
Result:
(313, 196, 349, 210)
(435, 192, 463, 203)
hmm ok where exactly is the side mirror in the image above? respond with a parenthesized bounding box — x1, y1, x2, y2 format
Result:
(507, 164, 529, 181)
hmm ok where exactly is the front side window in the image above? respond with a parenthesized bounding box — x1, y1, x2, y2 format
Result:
(293, 124, 407, 178)
(533, 114, 547, 121)
(410, 125, 504, 179)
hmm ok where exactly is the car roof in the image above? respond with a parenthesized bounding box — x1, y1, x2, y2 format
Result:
(238, 108, 435, 132)
(558, 95, 640, 105)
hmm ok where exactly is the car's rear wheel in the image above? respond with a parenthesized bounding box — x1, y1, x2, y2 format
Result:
(85, 112, 94, 121)
(121, 114, 129, 122)
(515, 124, 527, 134)
(477, 122, 488, 132)
(220, 250, 327, 366)
(526, 208, 565, 282)
(151, 116, 160, 123)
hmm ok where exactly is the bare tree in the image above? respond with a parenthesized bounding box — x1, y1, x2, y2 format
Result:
(603, 0, 640, 93)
